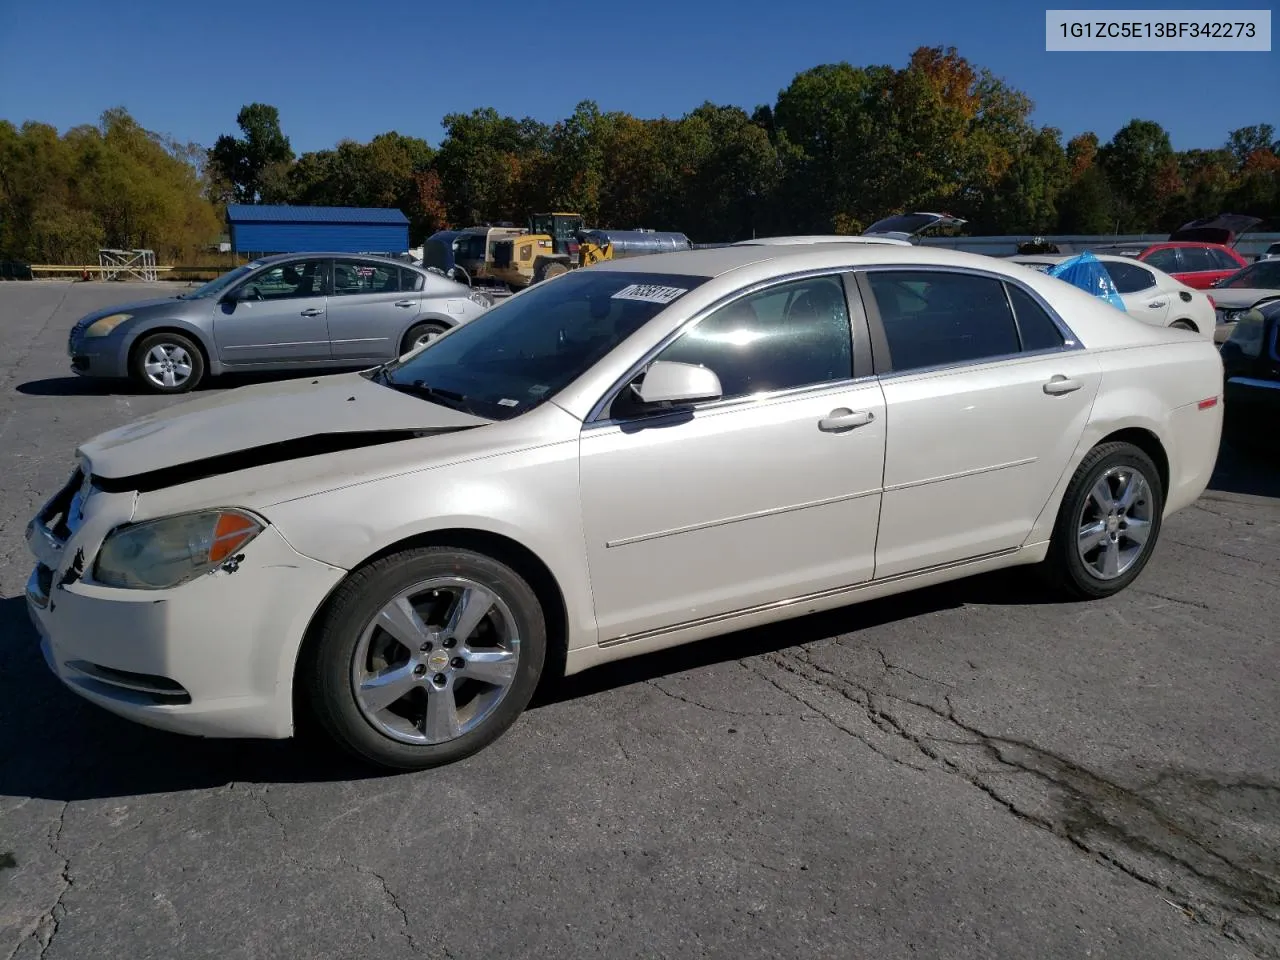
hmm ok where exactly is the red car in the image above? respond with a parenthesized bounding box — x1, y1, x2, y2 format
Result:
(1088, 214, 1259, 290)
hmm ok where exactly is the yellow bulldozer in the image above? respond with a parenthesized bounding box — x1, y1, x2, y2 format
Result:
(489, 212, 692, 289)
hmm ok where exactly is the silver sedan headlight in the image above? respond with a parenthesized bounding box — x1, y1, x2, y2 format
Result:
(94, 509, 265, 589)
(83, 313, 132, 337)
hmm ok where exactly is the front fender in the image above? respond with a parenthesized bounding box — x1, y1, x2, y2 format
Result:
(121, 317, 221, 374)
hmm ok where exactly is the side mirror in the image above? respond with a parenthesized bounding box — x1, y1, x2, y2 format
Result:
(633, 361, 722, 406)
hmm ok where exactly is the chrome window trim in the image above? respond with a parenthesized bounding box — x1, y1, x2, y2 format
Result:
(854, 263, 1083, 381)
(584, 266, 864, 426)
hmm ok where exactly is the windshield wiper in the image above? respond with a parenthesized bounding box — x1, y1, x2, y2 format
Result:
(381, 377, 473, 413)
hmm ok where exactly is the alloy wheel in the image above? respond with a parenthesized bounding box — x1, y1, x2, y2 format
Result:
(1075, 465, 1155, 580)
(351, 577, 521, 745)
(142, 343, 193, 389)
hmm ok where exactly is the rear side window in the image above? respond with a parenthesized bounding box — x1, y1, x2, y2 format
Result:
(867, 271, 1020, 372)
(1103, 261, 1157, 294)
(1143, 248, 1180, 273)
(1007, 284, 1066, 351)
(333, 260, 400, 295)
(1209, 248, 1242, 271)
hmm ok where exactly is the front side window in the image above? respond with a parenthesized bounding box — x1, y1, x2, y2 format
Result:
(334, 260, 399, 295)
(867, 270, 1022, 372)
(374, 270, 709, 421)
(240, 260, 323, 300)
(1143, 248, 1180, 273)
(648, 275, 854, 402)
(1178, 246, 1218, 273)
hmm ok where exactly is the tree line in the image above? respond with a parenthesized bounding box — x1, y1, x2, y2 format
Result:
(2, 47, 1277, 264)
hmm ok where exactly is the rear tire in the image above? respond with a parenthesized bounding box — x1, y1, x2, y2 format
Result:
(1040, 441, 1164, 600)
(130, 332, 205, 393)
(303, 547, 547, 771)
(400, 320, 449, 355)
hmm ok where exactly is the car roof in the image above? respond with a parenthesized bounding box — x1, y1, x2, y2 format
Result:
(587, 241, 1003, 278)
(248, 251, 418, 266)
(734, 235, 912, 247)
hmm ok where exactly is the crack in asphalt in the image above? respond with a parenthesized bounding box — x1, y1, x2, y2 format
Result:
(1132, 588, 1216, 612)
(10, 802, 72, 960)
(234, 783, 424, 956)
(740, 646, 1280, 958)
(645, 678, 798, 718)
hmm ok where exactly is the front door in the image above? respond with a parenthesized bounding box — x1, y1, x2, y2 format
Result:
(579, 273, 887, 643)
(327, 259, 420, 361)
(861, 268, 1102, 578)
(213, 258, 331, 364)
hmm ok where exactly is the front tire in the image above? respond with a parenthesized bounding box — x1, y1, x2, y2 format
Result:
(131, 332, 205, 393)
(1041, 442, 1164, 600)
(303, 547, 547, 771)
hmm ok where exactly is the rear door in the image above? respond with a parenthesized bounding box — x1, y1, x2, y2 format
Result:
(1104, 260, 1169, 326)
(212, 257, 331, 364)
(860, 268, 1102, 578)
(1177, 246, 1234, 289)
(326, 258, 419, 361)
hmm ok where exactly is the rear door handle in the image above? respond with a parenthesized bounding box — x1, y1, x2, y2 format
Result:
(395, 300, 416, 308)
(300, 308, 323, 317)
(818, 408, 875, 432)
(1043, 375, 1082, 395)
(1147, 300, 1167, 308)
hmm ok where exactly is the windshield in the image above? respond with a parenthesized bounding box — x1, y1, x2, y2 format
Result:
(373, 270, 709, 420)
(179, 263, 257, 299)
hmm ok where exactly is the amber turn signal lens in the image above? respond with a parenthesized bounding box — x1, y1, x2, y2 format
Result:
(210, 512, 263, 563)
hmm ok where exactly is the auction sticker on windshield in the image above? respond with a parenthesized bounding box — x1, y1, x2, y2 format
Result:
(611, 284, 688, 304)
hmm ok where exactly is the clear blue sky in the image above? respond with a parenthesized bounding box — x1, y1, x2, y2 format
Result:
(1, 0, 1276, 154)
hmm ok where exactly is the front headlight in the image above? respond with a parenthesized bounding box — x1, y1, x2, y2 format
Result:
(467, 291, 492, 309)
(83, 313, 132, 337)
(1224, 308, 1265, 359)
(94, 509, 265, 590)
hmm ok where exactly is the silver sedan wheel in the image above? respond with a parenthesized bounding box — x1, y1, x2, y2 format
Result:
(142, 343, 193, 389)
(351, 577, 521, 745)
(1076, 465, 1154, 580)
(414, 328, 443, 349)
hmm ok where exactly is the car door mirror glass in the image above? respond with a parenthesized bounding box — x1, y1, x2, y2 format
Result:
(633, 361, 722, 406)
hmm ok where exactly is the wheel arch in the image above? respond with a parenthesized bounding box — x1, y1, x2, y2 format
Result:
(291, 526, 571, 727)
(125, 323, 215, 377)
(398, 314, 457, 353)
(1094, 426, 1169, 497)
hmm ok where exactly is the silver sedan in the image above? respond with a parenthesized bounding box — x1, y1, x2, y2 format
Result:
(66, 253, 493, 393)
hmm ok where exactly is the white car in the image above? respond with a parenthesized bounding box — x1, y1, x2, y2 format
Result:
(1012, 253, 1216, 338)
(25, 244, 1225, 770)
(1206, 258, 1280, 343)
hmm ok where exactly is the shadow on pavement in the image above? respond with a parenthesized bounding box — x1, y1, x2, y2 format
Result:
(1208, 436, 1280, 500)
(0, 569, 1063, 802)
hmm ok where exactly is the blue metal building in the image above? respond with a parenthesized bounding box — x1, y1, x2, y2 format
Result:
(225, 204, 410, 255)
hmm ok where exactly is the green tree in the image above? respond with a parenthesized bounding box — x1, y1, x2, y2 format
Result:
(208, 103, 295, 204)
(1058, 166, 1116, 234)
(1098, 119, 1175, 231)
(1226, 124, 1277, 168)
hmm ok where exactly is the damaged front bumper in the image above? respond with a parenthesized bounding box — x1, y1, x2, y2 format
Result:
(25, 469, 347, 740)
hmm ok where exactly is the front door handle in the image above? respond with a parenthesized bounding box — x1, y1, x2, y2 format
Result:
(819, 408, 875, 432)
(1043, 375, 1082, 395)
(300, 308, 323, 317)
(394, 300, 416, 308)
(1147, 299, 1167, 309)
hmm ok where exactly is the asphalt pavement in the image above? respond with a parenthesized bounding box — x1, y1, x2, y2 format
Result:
(1, 281, 1278, 960)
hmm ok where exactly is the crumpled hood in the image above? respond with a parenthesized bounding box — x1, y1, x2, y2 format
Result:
(1169, 214, 1262, 245)
(1210, 287, 1279, 310)
(78, 371, 490, 485)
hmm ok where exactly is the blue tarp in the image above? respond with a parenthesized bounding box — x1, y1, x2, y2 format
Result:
(1048, 252, 1126, 311)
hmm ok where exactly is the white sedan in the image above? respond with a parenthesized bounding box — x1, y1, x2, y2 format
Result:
(1012, 253, 1217, 337)
(25, 244, 1225, 770)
